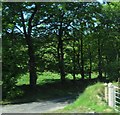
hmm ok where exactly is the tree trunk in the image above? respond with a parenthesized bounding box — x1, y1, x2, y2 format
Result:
(20, 5, 38, 87)
(72, 39, 76, 81)
(77, 39, 81, 75)
(105, 56, 109, 78)
(98, 38, 102, 80)
(57, 22, 65, 82)
(81, 36, 84, 80)
(88, 44, 92, 79)
(26, 35, 37, 87)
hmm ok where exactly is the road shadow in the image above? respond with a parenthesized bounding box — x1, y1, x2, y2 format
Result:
(2, 79, 98, 105)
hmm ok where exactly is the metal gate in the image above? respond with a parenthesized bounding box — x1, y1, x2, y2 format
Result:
(114, 86, 120, 112)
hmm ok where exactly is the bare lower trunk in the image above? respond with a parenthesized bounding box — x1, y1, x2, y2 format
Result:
(81, 36, 84, 80)
(57, 40, 65, 82)
(27, 36, 37, 87)
(72, 39, 76, 81)
(98, 38, 102, 80)
(77, 39, 81, 75)
(57, 21, 65, 82)
(88, 45, 92, 79)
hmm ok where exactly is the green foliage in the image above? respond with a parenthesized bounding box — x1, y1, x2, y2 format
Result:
(16, 73, 29, 86)
(105, 61, 120, 80)
(34, 39, 58, 72)
(2, 35, 28, 99)
(6, 87, 24, 100)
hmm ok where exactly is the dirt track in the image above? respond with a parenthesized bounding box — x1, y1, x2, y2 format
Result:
(2, 97, 75, 113)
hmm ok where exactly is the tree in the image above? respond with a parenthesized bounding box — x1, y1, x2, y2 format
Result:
(2, 2, 52, 87)
(2, 2, 120, 95)
(20, 3, 38, 87)
(101, 2, 120, 80)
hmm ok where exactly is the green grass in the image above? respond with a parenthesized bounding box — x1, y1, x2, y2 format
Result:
(17, 71, 98, 86)
(17, 72, 60, 86)
(55, 83, 116, 113)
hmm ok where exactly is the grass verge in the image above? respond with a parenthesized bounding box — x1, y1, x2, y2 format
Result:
(55, 83, 116, 113)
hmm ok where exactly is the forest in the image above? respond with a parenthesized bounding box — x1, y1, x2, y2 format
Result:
(2, 2, 120, 102)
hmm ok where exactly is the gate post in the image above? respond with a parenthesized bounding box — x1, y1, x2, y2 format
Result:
(104, 83, 108, 102)
(108, 83, 115, 107)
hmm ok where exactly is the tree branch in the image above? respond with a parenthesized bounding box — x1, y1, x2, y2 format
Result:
(28, 4, 38, 34)
(15, 25, 23, 34)
(20, 11, 27, 38)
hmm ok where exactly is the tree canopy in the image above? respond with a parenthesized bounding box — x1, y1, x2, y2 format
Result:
(2, 2, 120, 98)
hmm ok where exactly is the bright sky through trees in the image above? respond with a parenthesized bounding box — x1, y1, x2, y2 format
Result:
(97, 0, 103, 3)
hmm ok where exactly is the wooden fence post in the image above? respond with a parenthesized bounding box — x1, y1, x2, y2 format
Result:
(108, 83, 115, 107)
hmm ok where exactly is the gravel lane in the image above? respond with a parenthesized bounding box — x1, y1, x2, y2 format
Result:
(1, 97, 75, 113)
